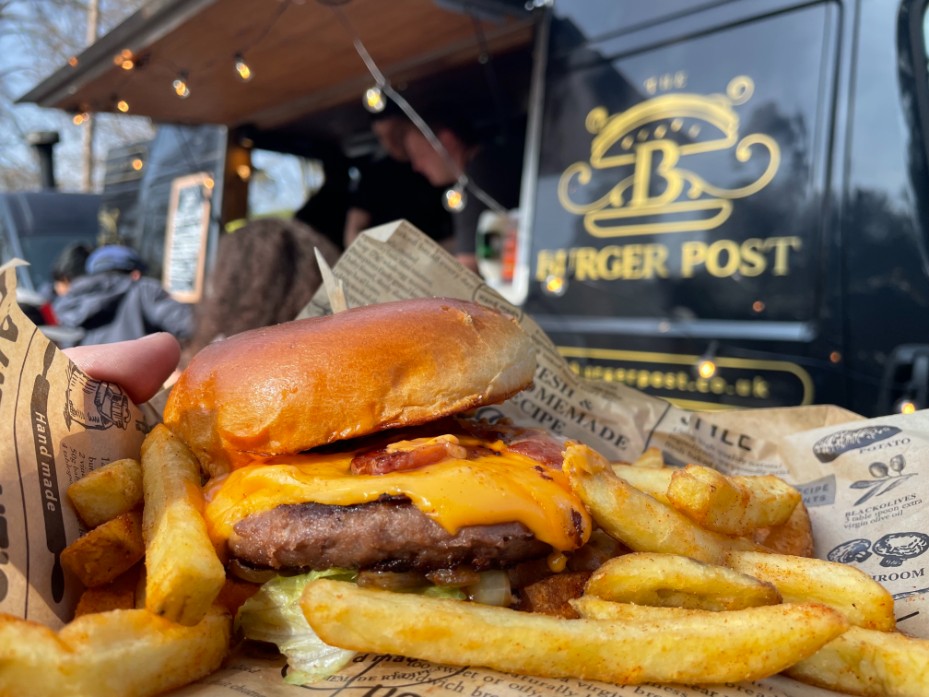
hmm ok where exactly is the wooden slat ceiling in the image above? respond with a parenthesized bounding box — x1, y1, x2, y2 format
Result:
(27, 0, 534, 131)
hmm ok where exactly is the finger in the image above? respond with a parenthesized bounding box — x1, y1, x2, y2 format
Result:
(64, 333, 181, 404)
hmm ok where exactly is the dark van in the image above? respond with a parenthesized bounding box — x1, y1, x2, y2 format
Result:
(0, 191, 100, 293)
(508, 0, 929, 417)
(0, 191, 100, 346)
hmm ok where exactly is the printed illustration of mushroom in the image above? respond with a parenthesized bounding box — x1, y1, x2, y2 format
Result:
(827, 538, 873, 564)
(872, 532, 929, 567)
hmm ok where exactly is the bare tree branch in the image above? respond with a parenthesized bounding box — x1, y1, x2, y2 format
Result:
(0, 0, 149, 191)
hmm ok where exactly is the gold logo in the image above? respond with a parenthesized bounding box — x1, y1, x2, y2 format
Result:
(558, 76, 780, 238)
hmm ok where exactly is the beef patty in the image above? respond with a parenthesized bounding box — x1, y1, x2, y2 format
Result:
(229, 498, 552, 572)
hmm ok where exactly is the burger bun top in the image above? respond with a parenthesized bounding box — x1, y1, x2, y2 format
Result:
(164, 297, 536, 476)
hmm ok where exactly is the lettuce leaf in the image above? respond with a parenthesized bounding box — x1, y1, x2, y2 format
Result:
(235, 569, 358, 685)
(236, 568, 468, 685)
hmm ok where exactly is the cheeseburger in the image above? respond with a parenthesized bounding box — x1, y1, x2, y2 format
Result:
(164, 297, 592, 590)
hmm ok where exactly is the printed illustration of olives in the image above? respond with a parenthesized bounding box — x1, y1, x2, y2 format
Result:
(889, 454, 906, 473)
(869, 462, 888, 478)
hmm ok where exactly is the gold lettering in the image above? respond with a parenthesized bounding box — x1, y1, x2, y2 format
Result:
(765, 236, 802, 275)
(632, 140, 683, 207)
(573, 247, 598, 281)
(538, 236, 798, 283)
(681, 241, 706, 277)
(599, 246, 623, 281)
(644, 245, 670, 278)
(739, 238, 766, 277)
(536, 249, 568, 281)
(622, 244, 644, 279)
(705, 239, 740, 277)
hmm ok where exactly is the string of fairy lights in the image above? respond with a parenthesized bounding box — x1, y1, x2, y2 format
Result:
(68, 0, 513, 215)
(68, 0, 288, 126)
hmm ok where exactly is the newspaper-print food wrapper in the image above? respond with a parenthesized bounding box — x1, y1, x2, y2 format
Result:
(0, 261, 157, 627)
(1, 221, 926, 696)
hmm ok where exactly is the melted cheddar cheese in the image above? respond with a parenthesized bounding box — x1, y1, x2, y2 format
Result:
(203, 435, 591, 553)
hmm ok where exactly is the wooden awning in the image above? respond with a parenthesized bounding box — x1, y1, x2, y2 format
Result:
(18, 0, 534, 132)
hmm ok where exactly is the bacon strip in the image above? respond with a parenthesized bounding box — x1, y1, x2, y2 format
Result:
(349, 421, 567, 475)
(350, 439, 467, 475)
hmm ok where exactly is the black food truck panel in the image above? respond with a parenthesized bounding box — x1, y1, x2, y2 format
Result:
(525, 1, 847, 411)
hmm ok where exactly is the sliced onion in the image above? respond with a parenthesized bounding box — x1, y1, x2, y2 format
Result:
(426, 567, 481, 588)
(228, 558, 278, 584)
(356, 570, 427, 591)
(467, 570, 512, 606)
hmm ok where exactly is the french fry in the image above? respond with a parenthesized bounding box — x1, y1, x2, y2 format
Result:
(570, 590, 921, 694)
(631, 446, 666, 469)
(786, 626, 929, 697)
(725, 550, 896, 631)
(571, 595, 708, 621)
(73, 565, 141, 617)
(610, 464, 672, 503)
(141, 424, 225, 626)
(74, 585, 136, 617)
(753, 499, 815, 557)
(67, 457, 143, 529)
(667, 464, 801, 536)
(60, 510, 145, 587)
(302, 578, 847, 685)
(563, 443, 762, 564)
(586, 553, 781, 611)
(0, 607, 230, 697)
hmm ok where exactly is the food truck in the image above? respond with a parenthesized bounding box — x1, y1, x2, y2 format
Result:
(19, 0, 929, 416)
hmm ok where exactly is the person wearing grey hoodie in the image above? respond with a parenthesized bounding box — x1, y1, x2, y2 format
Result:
(53, 245, 193, 347)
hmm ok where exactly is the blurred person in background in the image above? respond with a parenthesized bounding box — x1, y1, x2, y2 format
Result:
(294, 141, 351, 254)
(53, 244, 193, 347)
(181, 218, 340, 366)
(343, 105, 452, 249)
(48, 242, 92, 299)
(404, 107, 522, 273)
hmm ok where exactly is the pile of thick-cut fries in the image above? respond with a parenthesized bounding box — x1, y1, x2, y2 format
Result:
(3, 434, 928, 697)
(0, 426, 230, 697)
(304, 445, 929, 696)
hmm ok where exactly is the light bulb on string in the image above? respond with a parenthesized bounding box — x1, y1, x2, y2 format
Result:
(234, 54, 253, 82)
(896, 396, 918, 415)
(543, 274, 567, 296)
(695, 340, 719, 380)
(443, 184, 467, 212)
(72, 112, 89, 125)
(172, 72, 191, 99)
(113, 48, 134, 70)
(696, 357, 717, 380)
(363, 86, 386, 113)
(116, 99, 130, 113)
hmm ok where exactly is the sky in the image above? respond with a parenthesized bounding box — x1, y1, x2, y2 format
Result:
(0, 0, 152, 192)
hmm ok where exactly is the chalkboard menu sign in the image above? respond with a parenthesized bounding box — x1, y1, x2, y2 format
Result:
(163, 173, 212, 302)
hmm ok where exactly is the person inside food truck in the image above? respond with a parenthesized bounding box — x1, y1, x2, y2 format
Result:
(343, 104, 452, 249)
(404, 107, 522, 274)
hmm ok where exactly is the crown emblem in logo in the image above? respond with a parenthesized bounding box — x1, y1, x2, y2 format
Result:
(558, 76, 780, 238)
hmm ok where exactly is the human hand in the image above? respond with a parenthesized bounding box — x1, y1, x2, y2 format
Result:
(64, 333, 181, 404)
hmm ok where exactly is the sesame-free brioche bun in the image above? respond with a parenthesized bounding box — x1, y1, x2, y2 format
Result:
(164, 298, 536, 476)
